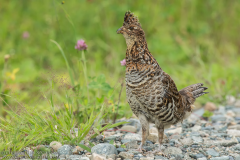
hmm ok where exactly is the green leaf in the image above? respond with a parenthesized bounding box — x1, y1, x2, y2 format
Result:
(97, 74, 106, 83)
(89, 141, 95, 148)
(109, 139, 114, 145)
(121, 144, 126, 148)
(93, 128, 100, 135)
(202, 110, 213, 118)
(100, 83, 111, 91)
(78, 144, 91, 152)
(97, 96, 104, 103)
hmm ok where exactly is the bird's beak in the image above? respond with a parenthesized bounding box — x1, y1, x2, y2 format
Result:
(117, 27, 123, 34)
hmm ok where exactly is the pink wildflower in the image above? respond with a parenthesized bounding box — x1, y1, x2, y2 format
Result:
(120, 59, 126, 66)
(75, 39, 88, 50)
(22, 31, 30, 39)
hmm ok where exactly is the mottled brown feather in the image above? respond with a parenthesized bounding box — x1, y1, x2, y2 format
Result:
(117, 11, 208, 151)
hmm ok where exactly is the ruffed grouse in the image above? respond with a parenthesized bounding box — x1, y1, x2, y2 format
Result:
(117, 11, 208, 152)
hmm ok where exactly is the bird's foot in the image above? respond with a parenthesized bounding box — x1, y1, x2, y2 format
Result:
(151, 146, 170, 158)
(152, 146, 164, 156)
(152, 149, 163, 155)
(136, 143, 145, 152)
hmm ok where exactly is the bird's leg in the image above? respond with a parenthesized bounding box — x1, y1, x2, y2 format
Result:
(137, 114, 149, 152)
(152, 122, 164, 154)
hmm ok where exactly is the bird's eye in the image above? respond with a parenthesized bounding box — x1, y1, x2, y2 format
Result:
(130, 27, 134, 30)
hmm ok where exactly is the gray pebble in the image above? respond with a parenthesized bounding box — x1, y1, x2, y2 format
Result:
(91, 143, 117, 155)
(57, 145, 72, 156)
(211, 115, 226, 122)
(155, 155, 168, 160)
(192, 136, 203, 143)
(123, 133, 142, 141)
(233, 144, 240, 150)
(210, 156, 230, 160)
(189, 153, 205, 159)
(80, 157, 90, 160)
(68, 155, 83, 160)
(116, 147, 126, 154)
(206, 148, 220, 157)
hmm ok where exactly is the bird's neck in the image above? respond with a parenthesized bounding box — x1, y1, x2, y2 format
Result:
(125, 38, 161, 72)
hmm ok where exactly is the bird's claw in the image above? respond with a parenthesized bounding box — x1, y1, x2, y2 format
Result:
(137, 143, 146, 152)
(152, 149, 163, 155)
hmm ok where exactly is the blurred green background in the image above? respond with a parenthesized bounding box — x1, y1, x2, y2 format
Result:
(1, 0, 240, 118)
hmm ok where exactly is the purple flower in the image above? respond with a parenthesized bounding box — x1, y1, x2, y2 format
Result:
(75, 39, 88, 50)
(22, 31, 30, 39)
(120, 59, 126, 66)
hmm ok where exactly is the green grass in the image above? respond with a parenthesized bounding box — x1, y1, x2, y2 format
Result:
(0, 0, 240, 152)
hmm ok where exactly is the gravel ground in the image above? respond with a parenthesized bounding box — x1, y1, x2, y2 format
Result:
(8, 97, 240, 160)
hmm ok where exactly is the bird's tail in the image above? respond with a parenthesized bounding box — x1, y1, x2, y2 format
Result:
(179, 83, 208, 111)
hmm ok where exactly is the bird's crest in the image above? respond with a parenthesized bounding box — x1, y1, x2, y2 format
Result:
(123, 11, 141, 27)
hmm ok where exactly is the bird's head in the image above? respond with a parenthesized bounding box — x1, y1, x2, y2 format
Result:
(117, 11, 145, 44)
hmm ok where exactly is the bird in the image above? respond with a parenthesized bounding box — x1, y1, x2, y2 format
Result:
(117, 11, 208, 153)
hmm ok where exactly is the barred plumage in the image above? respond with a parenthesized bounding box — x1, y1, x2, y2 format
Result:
(117, 11, 208, 153)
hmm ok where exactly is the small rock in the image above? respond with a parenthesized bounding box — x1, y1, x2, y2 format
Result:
(198, 158, 207, 160)
(121, 125, 137, 133)
(228, 124, 240, 130)
(180, 137, 193, 146)
(221, 138, 238, 147)
(211, 115, 226, 122)
(218, 106, 226, 114)
(116, 148, 126, 154)
(86, 155, 92, 160)
(206, 148, 220, 157)
(72, 148, 79, 155)
(149, 127, 158, 134)
(204, 102, 217, 111)
(192, 136, 203, 143)
(140, 157, 154, 160)
(163, 147, 182, 155)
(210, 156, 230, 160)
(226, 110, 236, 117)
(68, 155, 83, 160)
(119, 152, 134, 159)
(155, 155, 168, 160)
(147, 133, 158, 143)
(202, 126, 214, 130)
(57, 145, 72, 156)
(226, 95, 236, 105)
(59, 154, 66, 159)
(192, 125, 201, 132)
(234, 155, 240, 160)
(106, 154, 116, 160)
(190, 153, 205, 159)
(92, 153, 106, 160)
(166, 127, 182, 134)
(91, 143, 117, 155)
(125, 118, 141, 132)
(35, 145, 45, 150)
(235, 99, 240, 107)
(125, 140, 138, 149)
(96, 135, 104, 140)
(233, 144, 240, 150)
(124, 133, 142, 141)
(50, 141, 62, 151)
(105, 134, 122, 141)
(80, 157, 90, 160)
(227, 129, 240, 137)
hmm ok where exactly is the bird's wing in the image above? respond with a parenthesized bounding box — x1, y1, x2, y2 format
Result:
(132, 71, 185, 120)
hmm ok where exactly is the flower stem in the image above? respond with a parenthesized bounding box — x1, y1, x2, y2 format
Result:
(81, 50, 89, 101)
